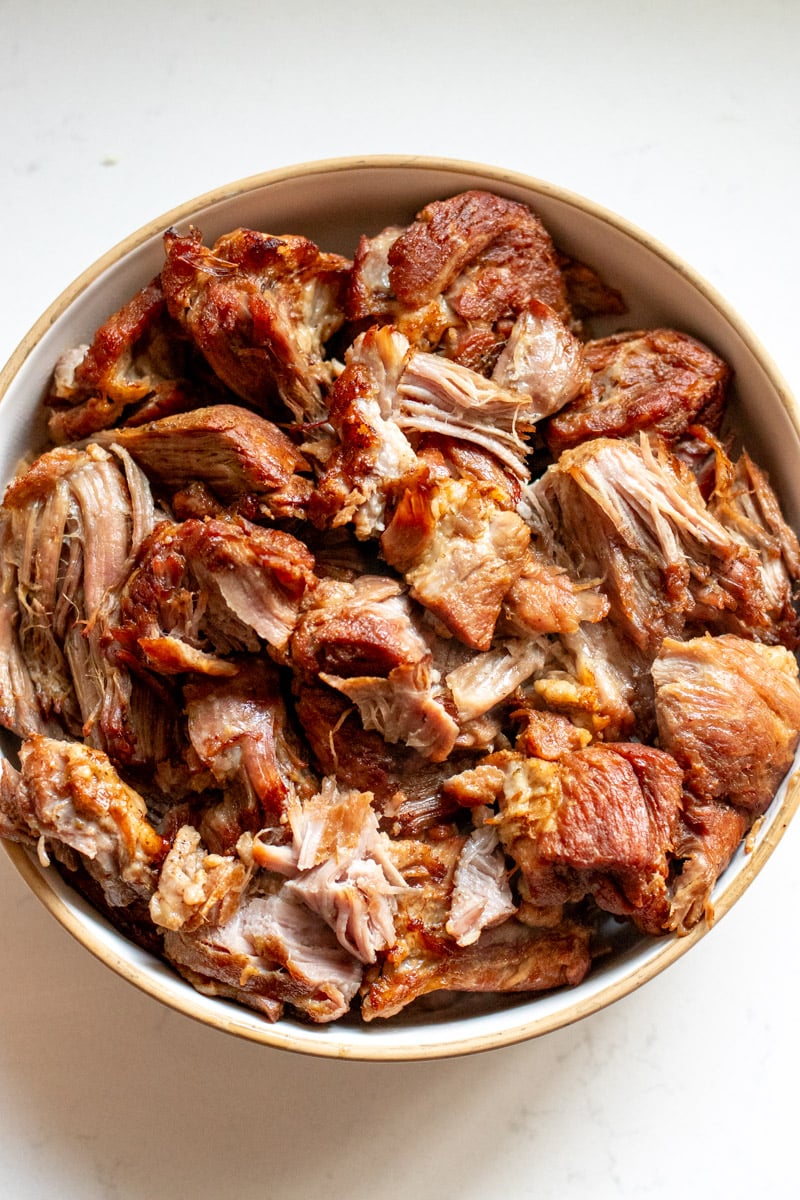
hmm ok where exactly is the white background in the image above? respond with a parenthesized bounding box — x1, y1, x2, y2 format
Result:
(1, 1, 799, 1196)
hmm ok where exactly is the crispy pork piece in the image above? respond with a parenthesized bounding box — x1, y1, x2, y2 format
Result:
(322, 662, 459, 763)
(45, 278, 219, 444)
(90, 403, 313, 520)
(0, 735, 164, 906)
(495, 742, 684, 933)
(292, 574, 457, 761)
(652, 634, 800, 813)
(381, 476, 531, 650)
(321, 313, 577, 498)
(164, 889, 363, 1023)
(291, 575, 429, 678)
(149, 824, 246, 932)
(183, 658, 316, 831)
(510, 706, 593, 762)
(0, 442, 162, 761)
(501, 548, 610, 637)
(161, 226, 350, 423)
(347, 225, 457, 353)
(533, 434, 767, 655)
(360, 835, 590, 1020)
(347, 226, 406, 320)
(425, 191, 572, 326)
(415, 434, 524, 509)
(392, 190, 571, 322)
(709, 447, 800, 646)
(361, 915, 592, 1019)
(546, 329, 730, 454)
(292, 684, 463, 835)
(347, 191, 573, 374)
(115, 516, 315, 676)
(440, 762, 507, 809)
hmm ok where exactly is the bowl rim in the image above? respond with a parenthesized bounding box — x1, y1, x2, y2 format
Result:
(2, 153, 800, 1061)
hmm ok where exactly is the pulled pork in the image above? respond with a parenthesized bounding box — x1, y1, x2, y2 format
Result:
(2, 189, 798, 1029)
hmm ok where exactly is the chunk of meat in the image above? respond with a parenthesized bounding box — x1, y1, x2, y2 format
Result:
(415, 434, 523, 510)
(241, 776, 407, 965)
(184, 658, 316, 830)
(312, 320, 556, 535)
(149, 824, 246, 931)
(501, 549, 609, 637)
(161, 226, 350, 423)
(443, 637, 547, 723)
(381, 476, 531, 650)
(163, 890, 362, 1023)
(292, 684, 462, 835)
(440, 762, 507, 809)
(45, 278, 218, 444)
(322, 662, 459, 763)
(91, 404, 312, 520)
(667, 799, 750, 933)
(280, 779, 407, 963)
(292, 574, 457, 761)
(115, 520, 253, 674)
(362, 916, 591, 1020)
(510, 706, 593, 761)
(244, 892, 364, 1020)
(532, 620, 655, 741)
(1, 442, 160, 761)
(390, 190, 571, 324)
(445, 825, 516, 946)
(0, 513, 67, 739)
(347, 226, 407, 319)
(533, 434, 767, 655)
(309, 325, 420, 536)
(652, 634, 800, 813)
(556, 252, 627, 320)
(546, 329, 730, 454)
(291, 575, 429, 679)
(0, 735, 164, 906)
(345, 213, 457, 348)
(115, 516, 316, 675)
(709, 447, 800, 646)
(394, 348, 539, 480)
(360, 834, 589, 1020)
(490, 301, 588, 418)
(347, 191, 572, 375)
(496, 742, 684, 932)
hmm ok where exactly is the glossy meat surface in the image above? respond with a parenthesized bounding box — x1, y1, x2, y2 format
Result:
(1, 190, 798, 1027)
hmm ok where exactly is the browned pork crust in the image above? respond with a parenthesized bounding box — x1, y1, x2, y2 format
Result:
(1, 191, 798, 1027)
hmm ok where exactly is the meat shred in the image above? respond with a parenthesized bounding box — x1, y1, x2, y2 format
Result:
(2, 190, 799, 1027)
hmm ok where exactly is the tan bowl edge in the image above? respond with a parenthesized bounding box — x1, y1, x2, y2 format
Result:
(3, 154, 800, 1061)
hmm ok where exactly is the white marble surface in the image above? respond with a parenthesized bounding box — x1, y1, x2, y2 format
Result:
(1, 1, 799, 1196)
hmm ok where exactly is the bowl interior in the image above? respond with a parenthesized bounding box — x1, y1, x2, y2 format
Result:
(3, 157, 800, 1060)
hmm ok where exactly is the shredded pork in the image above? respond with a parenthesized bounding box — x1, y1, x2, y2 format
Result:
(1, 189, 798, 1028)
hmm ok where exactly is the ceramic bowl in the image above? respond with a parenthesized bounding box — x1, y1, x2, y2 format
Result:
(2, 156, 799, 1060)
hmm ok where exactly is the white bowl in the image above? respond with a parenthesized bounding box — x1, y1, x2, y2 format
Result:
(2, 155, 799, 1060)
